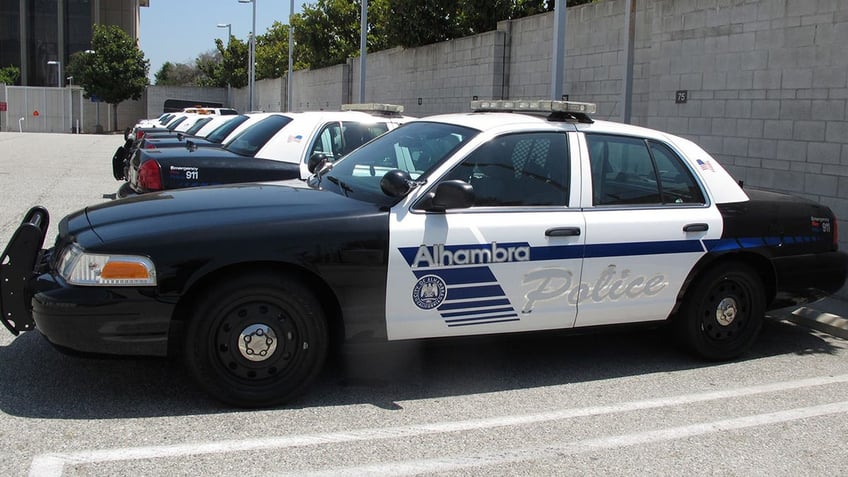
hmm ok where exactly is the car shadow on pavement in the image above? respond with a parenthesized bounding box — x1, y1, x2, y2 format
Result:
(0, 318, 839, 418)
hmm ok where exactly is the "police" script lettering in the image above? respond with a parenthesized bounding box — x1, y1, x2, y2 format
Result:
(522, 265, 667, 312)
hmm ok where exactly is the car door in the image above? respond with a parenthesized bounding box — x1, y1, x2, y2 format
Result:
(386, 130, 586, 340)
(575, 132, 723, 327)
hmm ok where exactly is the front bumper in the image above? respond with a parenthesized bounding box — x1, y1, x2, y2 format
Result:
(31, 273, 175, 356)
(1, 206, 175, 356)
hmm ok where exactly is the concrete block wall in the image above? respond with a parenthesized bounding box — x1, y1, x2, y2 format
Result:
(598, 0, 848, 251)
(347, 31, 508, 117)
(255, 77, 286, 113)
(291, 64, 349, 112)
(144, 86, 229, 117)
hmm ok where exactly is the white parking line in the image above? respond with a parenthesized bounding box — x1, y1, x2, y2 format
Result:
(29, 374, 848, 477)
(293, 400, 848, 477)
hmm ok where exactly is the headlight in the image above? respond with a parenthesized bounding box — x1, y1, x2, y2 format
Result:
(57, 244, 157, 286)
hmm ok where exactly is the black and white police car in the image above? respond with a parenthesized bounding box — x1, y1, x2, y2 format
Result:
(2, 100, 846, 407)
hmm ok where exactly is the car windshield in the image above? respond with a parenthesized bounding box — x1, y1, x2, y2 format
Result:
(225, 115, 294, 156)
(322, 121, 478, 205)
(205, 115, 249, 143)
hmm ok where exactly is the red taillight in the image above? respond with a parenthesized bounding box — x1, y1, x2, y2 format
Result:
(135, 129, 145, 140)
(137, 160, 162, 191)
(834, 217, 839, 249)
(145, 141, 156, 149)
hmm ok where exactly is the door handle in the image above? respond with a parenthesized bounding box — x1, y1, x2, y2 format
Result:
(546, 227, 581, 237)
(683, 223, 709, 232)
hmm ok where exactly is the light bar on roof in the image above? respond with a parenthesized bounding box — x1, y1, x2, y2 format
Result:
(341, 103, 405, 114)
(470, 99, 597, 115)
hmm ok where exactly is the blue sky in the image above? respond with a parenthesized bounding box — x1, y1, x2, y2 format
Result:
(139, 0, 304, 81)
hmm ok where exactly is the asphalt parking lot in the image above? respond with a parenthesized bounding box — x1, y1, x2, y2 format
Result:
(1, 132, 848, 476)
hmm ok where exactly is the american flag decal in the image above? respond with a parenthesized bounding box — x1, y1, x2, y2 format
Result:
(696, 159, 714, 172)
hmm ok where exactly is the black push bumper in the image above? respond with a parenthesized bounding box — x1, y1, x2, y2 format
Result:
(2, 206, 174, 356)
(0, 206, 50, 335)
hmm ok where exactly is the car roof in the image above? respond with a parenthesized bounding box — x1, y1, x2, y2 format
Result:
(413, 111, 681, 143)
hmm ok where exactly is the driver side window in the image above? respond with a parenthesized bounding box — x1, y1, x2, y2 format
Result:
(441, 132, 569, 207)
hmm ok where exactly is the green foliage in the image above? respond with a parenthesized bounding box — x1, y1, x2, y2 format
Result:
(66, 24, 148, 105)
(292, 0, 389, 70)
(256, 21, 292, 80)
(153, 58, 220, 86)
(385, 0, 461, 47)
(189, 0, 596, 76)
(0, 65, 20, 85)
(195, 37, 249, 88)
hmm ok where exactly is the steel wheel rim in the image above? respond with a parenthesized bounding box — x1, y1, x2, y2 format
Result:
(213, 299, 302, 381)
(700, 278, 751, 342)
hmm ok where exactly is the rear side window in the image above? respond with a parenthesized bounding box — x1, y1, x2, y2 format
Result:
(186, 117, 213, 135)
(309, 122, 389, 161)
(226, 115, 293, 156)
(206, 115, 250, 143)
(587, 134, 704, 206)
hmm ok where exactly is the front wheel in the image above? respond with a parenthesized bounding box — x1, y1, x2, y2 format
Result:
(674, 263, 765, 361)
(184, 272, 328, 407)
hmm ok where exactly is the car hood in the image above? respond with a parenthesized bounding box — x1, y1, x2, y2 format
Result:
(63, 182, 379, 248)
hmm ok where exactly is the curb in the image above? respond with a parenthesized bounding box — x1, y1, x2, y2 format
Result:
(773, 301, 848, 341)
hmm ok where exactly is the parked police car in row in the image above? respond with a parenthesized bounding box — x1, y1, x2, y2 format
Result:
(2, 100, 845, 407)
(116, 104, 412, 198)
(112, 114, 259, 182)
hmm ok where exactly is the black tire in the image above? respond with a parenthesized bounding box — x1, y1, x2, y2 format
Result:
(184, 272, 328, 408)
(674, 262, 765, 361)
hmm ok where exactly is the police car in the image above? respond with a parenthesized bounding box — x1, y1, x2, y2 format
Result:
(2, 100, 845, 407)
(116, 104, 412, 197)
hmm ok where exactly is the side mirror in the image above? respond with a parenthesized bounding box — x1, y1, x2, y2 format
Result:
(308, 152, 329, 174)
(380, 169, 413, 197)
(417, 180, 474, 212)
(186, 140, 198, 152)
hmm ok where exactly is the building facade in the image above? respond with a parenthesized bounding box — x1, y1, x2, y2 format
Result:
(0, 0, 146, 86)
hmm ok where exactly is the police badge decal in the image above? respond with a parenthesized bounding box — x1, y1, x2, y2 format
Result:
(412, 274, 447, 310)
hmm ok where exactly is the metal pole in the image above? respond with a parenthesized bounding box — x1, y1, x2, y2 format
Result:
(67, 76, 73, 133)
(250, 0, 256, 111)
(622, 0, 636, 123)
(287, 0, 294, 111)
(551, 0, 567, 100)
(239, 0, 256, 111)
(359, 0, 367, 103)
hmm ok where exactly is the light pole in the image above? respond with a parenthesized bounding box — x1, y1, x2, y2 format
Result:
(47, 60, 62, 87)
(288, 0, 293, 111)
(47, 60, 64, 131)
(218, 23, 233, 108)
(84, 50, 101, 132)
(238, 0, 256, 112)
(217, 23, 232, 42)
(67, 75, 74, 133)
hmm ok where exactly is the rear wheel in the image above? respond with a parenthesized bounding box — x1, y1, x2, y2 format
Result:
(185, 272, 328, 407)
(675, 263, 765, 360)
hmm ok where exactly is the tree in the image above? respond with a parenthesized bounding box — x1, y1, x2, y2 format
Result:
(292, 0, 389, 70)
(66, 24, 149, 131)
(385, 0, 461, 48)
(154, 61, 206, 86)
(194, 37, 249, 88)
(0, 65, 20, 85)
(256, 22, 291, 80)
